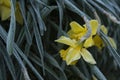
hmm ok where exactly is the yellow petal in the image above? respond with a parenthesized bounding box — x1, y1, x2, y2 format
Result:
(93, 35, 104, 49)
(0, 0, 3, 4)
(109, 37, 117, 49)
(60, 48, 70, 60)
(3, 0, 11, 7)
(84, 36, 94, 48)
(0, 6, 11, 20)
(101, 25, 108, 35)
(70, 21, 84, 33)
(70, 60, 78, 65)
(60, 48, 78, 65)
(81, 48, 96, 64)
(92, 75, 98, 80)
(66, 46, 81, 65)
(67, 30, 75, 38)
(60, 50, 66, 60)
(68, 30, 87, 40)
(15, 4, 23, 24)
(55, 36, 76, 47)
(90, 20, 98, 35)
(68, 31, 87, 40)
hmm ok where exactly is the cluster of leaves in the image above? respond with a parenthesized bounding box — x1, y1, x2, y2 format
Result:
(0, 0, 120, 80)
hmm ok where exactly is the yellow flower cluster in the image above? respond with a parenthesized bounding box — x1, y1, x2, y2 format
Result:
(0, 0, 23, 24)
(55, 20, 116, 65)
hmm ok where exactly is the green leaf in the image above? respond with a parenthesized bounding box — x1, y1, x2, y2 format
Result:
(29, 54, 60, 80)
(89, 65, 107, 80)
(29, 0, 46, 35)
(45, 52, 67, 80)
(56, 0, 64, 37)
(28, 6, 45, 74)
(7, 0, 16, 55)
(0, 40, 16, 80)
(64, 0, 90, 18)
(0, 58, 6, 80)
(19, 1, 32, 45)
(41, 6, 57, 19)
(71, 66, 89, 80)
(16, 27, 25, 46)
(100, 31, 120, 67)
(0, 25, 43, 80)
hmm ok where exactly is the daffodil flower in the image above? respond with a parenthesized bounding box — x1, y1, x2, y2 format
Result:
(67, 21, 87, 40)
(68, 20, 116, 49)
(83, 20, 98, 48)
(55, 19, 117, 65)
(55, 36, 96, 65)
(92, 25, 107, 49)
(68, 20, 98, 48)
(0, 0, 11, 20)
(93, 25, 117, 49)
(0, 0, 23, 24)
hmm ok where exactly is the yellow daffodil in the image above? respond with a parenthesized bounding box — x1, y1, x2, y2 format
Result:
(15, 3, 23, 24)
(67, 21, 87, 40)
(68, 20, 116, 49)
(93, 25, 117, 49)
(68, 20, 98, 48)
(92, 25, 106, 49)
(55, 19, 117, 65)
(109, 37, 117, 49)
(0, 0, 23, 24)
(0, 0, 11, 20)
(55, 36, 96, 65)
(83, 20, 98, 48)
(93, 35, 104, 49)
(100, 25, 108, 35)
